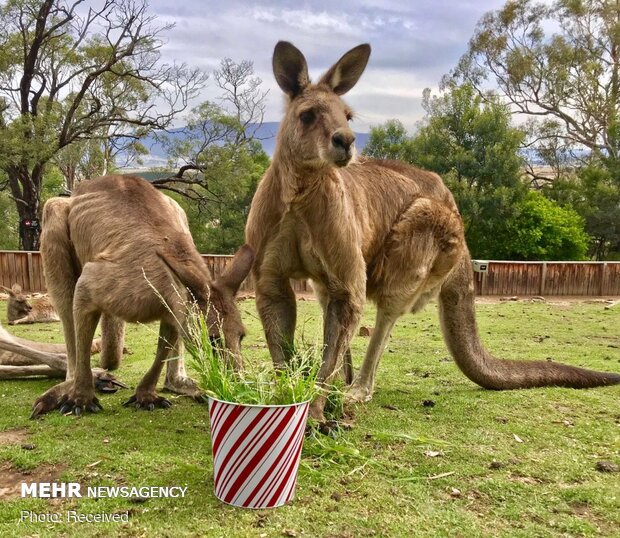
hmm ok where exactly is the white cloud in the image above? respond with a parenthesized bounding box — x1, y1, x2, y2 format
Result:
(145, 0, 506, 131)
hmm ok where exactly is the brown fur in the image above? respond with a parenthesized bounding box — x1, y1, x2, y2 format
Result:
(31, 174, 254, 418)
(246, 42, 620, 421)
(3, 285, 60, 325)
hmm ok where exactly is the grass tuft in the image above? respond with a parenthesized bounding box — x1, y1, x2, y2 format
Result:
(184, 310, 321, 405)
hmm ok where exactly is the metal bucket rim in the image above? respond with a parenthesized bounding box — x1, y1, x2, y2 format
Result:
(207, 395, 311, 409)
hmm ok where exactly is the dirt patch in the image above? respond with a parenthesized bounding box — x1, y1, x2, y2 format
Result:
(0, 427, 29, 446)
(564, 501, 616, 535)
(0, 462, 67, 500)
(508, 473, 545, 485)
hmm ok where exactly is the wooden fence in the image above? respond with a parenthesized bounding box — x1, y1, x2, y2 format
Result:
(201, 254, 310, 294)
(472, 260, 620, 297)
(1, 251, 618, 297)
(0, 251, 310, 295)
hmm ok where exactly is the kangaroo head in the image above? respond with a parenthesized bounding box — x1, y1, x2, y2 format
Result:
(4, 284, 32, 321)
(273, 41, 371, 170)
(194, 245, 255, 369)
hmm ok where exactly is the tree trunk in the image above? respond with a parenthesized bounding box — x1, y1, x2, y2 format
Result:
(7, 165, 42, 251)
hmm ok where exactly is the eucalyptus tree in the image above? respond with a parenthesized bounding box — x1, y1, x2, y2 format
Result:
(0, 0, 205, 249)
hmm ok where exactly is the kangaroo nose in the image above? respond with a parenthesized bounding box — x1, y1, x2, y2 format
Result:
(332, 130, 355, 151)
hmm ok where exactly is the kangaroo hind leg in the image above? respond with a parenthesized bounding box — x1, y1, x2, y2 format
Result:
(347, 198, 464, 404)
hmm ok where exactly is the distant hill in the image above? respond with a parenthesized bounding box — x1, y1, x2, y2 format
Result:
(129, 122, 369, 169)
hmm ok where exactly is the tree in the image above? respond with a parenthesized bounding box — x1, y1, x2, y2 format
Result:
(154, 57, 268, 198)
(545, 165, 620, 259)
(363, 119, 410, 160)
(0, 165, 64, 249)
(0, 188, 19, 250)
(152, 58, 270, 253)
(0, 0, 205, 249)
(173, 143, 269, 254)
(213, 58, 269, 145)
(366, 83, 590, 260)
(452, 0, 620, 258)
(409, 84, 525, 190)
(407, 84, 530, 258)
(54, 134, 147, 191)
(505, 191, 589, 260)
(453, 0, 620, 159)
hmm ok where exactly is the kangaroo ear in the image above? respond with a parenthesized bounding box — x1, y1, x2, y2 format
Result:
(11, 284, 22, 295)
(1, 286, 13, 296)
(218, 244, 255, 296)
(319, 44, 371, 95)
(273, 41, 310, 98)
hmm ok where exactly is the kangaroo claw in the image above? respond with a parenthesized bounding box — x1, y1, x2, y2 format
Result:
(31, 381, 102, 419)
(93, 370, 128, 394)
(123, 393, 172, 410)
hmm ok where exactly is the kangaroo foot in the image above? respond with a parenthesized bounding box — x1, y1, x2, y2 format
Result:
(308, 398, 327, 424)
(346, 382, 373, 403)
(31, 381, 102, 419)
(163, 375, 203, 400)
(92, 368, 128, 394)
(123, 392, 172, 411)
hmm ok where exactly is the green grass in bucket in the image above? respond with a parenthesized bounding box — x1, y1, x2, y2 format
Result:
(185, 310, 321, 406)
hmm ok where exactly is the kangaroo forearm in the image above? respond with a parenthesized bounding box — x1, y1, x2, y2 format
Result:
(256, 281, 297, 366)
(318, 297, 362, 383)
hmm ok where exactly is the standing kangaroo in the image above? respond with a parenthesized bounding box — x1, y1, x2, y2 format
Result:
(32, 174, 253, 418)
(245, 42, 620, 422)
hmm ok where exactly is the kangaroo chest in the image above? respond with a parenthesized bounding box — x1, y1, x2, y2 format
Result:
(278, 203, 366, 290)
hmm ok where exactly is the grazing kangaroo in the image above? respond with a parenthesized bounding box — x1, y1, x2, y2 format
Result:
(245, 41, 620, 422)
(32, 174, 253, 418)
(3, 284, 60, 325)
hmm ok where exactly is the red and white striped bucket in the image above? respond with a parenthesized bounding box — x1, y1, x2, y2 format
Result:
(207, 397, 310, 509)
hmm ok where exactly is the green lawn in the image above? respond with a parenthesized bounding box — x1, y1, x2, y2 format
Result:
(0, 298, 619, 537)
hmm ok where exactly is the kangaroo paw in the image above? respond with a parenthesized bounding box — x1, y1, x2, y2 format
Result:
(92, 368, 128, 394)
(346, 382, 373, 403)
(308, 399, 327, 424)
(31, 381, 102, 419)
(123, 393, 172, 411)
(163, 375, 203, 400)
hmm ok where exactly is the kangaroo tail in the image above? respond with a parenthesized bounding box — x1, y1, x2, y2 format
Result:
(438, 253, 620, 389)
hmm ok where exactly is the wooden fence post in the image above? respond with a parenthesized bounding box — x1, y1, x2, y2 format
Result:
(27, 252, 35, 293)
(600, 262, 608, 296)
(539, 262, 547, 296)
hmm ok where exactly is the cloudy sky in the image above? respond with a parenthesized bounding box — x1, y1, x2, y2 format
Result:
(148, 0, 506, 132)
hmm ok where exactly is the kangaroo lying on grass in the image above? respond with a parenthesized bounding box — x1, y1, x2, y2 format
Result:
(32, 174, 253, 418)
(0, 321, 123, 392)
(3, 284, 60, 325)
(245, 42, 620, 422)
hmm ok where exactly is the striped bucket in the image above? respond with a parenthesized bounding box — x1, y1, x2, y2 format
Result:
(207, 397, 310, 509)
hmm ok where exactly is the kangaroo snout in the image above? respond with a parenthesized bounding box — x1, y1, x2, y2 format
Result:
(331, 129, 355, 165)
(332, 129, 355, 151)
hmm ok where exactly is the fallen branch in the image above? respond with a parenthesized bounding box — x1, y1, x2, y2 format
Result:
(0, 365, 63, 379)
(0, 339, 67, 371)
(0, 322, 126, 392)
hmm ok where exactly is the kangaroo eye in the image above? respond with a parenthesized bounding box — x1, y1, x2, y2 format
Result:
(300, 110, 315, 125)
